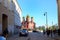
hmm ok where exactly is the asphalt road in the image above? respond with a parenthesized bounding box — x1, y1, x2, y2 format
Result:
(7, 32, 55, 40)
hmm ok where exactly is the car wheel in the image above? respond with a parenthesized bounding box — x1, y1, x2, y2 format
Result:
(26, 34, 28, 37)
(19, 33, 22, 37)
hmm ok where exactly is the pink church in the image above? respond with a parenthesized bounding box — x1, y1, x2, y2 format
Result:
(21, 15, 36, 30)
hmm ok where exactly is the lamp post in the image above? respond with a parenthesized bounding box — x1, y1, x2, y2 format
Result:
(52, 21, 53, 26)
(44, 12, 48, 28)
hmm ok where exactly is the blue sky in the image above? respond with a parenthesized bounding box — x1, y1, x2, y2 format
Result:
(17, 0, 58, 27)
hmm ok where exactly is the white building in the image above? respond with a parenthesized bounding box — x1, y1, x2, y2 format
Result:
(0, 0, 22, 35)
(13, 0, 22, 34)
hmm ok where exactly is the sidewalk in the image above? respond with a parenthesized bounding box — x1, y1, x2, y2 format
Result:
(44, 33, 60, 40)
(52, 35, 60, 40)
(7, 34, 19, 40)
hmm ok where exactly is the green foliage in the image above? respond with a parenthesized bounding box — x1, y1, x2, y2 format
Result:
(37, 26, 45, 30)
(50, 25, 58, 30)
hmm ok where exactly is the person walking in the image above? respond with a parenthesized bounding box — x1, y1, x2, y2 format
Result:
(2, 28, 8, 38)
(46, 28, 50, 37)
(58, 28, 60, 36)
(50, 29, 53, 37)
(43, 30, 45, 35)
(53, 28, 56, 37)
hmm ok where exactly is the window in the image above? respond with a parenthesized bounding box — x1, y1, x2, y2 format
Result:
(9, 0, 15, 11)
(4, 0, 8, 8)
(11, 0, 13, 3)
(0, 0, 2, 3)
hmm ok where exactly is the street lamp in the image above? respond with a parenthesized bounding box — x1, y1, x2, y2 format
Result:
(44, 12, 48, 28)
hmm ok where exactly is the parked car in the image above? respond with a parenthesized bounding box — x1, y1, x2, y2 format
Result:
(33, 30, 39, 32)
(0, 36, 6, 40)
(19, 29, 28, 36)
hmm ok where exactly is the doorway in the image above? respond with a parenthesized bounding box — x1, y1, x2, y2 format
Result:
(2, 14, 8, 33)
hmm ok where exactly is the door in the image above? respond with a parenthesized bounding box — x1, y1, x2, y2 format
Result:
(2, 14, 8, 33)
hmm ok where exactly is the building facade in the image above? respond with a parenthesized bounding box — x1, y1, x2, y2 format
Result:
(0, 0, 22, 35)
(13, 0, 22, 34)
(57, 0, 60, 29)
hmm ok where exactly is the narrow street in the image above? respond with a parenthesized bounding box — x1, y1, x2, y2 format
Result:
(7, 32, 56, 40)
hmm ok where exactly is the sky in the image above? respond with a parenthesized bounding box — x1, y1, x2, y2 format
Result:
(17, 0, 58, 27)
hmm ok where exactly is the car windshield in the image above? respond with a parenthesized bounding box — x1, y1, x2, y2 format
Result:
(20, 29, 26, 30)
(22, 29, 27, 32)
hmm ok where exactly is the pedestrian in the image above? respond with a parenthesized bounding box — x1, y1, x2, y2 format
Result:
(46, 28, 50, 37)
(58, 28, 60, 36)
(50, 29, 52, 37)
(2, 28, 8, 38)
(53, 28, 56, 37)
(0, 36, 6, 40)
(43, 30, 45, 35)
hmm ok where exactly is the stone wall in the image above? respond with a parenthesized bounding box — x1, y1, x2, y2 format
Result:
(0, 3, 14, 34)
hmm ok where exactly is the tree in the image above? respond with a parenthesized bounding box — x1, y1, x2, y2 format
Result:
(41, 26, 45, 30)
(51, 24, 58, 30)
